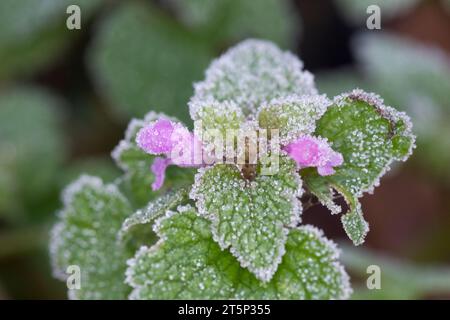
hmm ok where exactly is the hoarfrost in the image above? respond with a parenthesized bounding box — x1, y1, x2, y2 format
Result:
(190, 39, 317, 115)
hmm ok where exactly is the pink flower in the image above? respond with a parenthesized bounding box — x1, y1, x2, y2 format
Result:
(136, 118, 177, 155)
(136, 118, 204, 190)
(284, 135, 343, 176)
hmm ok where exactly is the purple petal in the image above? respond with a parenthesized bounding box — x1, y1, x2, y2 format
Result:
(283, 136, 320, 167)
(327, 151, 344, 167)
(150, 157, 172, 191)
(136, 119, 175, 155)
(284, 135, 343, 176)
(317, 165, 335, 176)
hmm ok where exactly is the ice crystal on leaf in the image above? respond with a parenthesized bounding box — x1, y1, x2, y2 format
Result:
(302, 89, 415, 245)
(50, 175, 132, 299)
(258, 94, 330, 144)
(126, 206, 351, 299)
(190, 99, 245, 151)
(190, 156, 302, 282)
(190, 39, 317, 115)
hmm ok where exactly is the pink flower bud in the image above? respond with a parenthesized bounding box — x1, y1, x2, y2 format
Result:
(136, 118, 176, 155)
(150, 157, 172, 191)
(284, 135, 343, 176)
(136, 118, 205, 190)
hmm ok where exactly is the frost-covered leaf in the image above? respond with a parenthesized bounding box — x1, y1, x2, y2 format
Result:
(112, 112, 195, 208)
(126, 207, 351, 299)
(303, 89, 415, 245)
(189, 99, 245, 152)
(89, 1, 211, 120)
(190, 39, 317, 116)
(337, 189, 368, 246)
(0, 86, 66, 220)
(303, 165, 369, 246)
(258, 95, 330, 144)
(190, 156, 302, 281)
(50, 175, 132, 299)
(0, 0, 103, 80)
(167, 0, 297, 48)
(190, 100, 245, 134)
(119, 187, 189, 251)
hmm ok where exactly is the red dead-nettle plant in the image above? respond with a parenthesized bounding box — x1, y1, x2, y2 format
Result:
(50, 40, 415, 299)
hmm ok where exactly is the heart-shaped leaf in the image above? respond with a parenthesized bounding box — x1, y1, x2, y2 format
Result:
(190, 156, 302, 281)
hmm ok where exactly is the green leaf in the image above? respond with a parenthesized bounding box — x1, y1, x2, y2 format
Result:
(190, 156, 302, 281)
(119, 187, 189, 252)
(339, 195, 368, 246)
(190, 39, 317, 116)
(189, 99, 245, 154)
(258, 94, 329, 144)
(112, 112, 195, 208)
(303, 89, 415, 245)
(190, 100, 245, 134)
(0, 86, 66, 220)
(89, 1, 211, 121)
(50, 175, 132, 299)
(126, 206, 351, 299)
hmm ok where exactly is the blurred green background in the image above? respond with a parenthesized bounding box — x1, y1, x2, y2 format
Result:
(0, 0, 449, 299)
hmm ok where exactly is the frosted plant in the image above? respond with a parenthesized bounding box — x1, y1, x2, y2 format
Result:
(50, 39, 415, 300)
